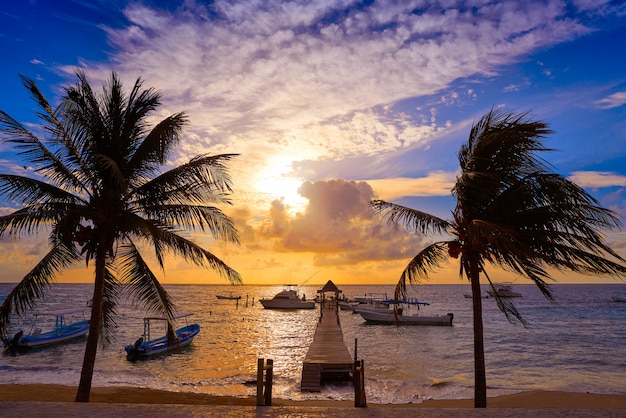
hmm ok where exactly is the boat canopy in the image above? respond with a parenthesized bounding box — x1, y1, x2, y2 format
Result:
(381, 299, 430, 306)
(142, 312, 194, 321)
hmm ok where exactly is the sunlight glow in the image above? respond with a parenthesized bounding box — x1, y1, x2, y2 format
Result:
(254, 155, 309, 215)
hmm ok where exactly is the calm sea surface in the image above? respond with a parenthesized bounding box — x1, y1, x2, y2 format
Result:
(1, 282, 625, 404)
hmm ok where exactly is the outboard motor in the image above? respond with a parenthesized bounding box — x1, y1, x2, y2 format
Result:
(126, 337, 144, 361)
(5, 330, 24, 353)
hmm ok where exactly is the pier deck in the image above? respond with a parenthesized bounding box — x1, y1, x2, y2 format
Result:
(301, 300, 353, 392)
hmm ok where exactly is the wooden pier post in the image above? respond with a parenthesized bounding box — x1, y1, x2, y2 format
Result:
(354, 359, 366, 407)
(256, 358, 274, 406)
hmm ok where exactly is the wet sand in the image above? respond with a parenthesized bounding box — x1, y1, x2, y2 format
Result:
(1, 384, 626, 409)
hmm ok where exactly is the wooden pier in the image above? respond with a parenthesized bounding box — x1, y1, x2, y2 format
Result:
(301, 282, 354, 392)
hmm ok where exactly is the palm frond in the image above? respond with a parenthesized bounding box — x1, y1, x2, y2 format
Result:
(371, 200, 451, 235)
(99, 263, 122, 347)
(482, 268, 528, 326)
(394, 242, 449, 301)
(0, 243, 77, 338)
(0, 174, 86, 206)
(128, 112, 188, 177)
(124, 213, 241, 284)
(0, 207, 58, 239)
(117, 242, 176, 321)
(141, 205, 240, 244)
(130, 154, 238, 209)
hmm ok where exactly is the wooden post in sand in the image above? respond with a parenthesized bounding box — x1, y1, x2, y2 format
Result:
(256, 358, 274, 406)
(354, 359, 366, 407)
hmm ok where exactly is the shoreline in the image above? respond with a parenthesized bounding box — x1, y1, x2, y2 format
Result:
(1, 384, 626, 409)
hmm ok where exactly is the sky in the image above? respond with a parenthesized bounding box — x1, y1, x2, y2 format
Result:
(1, 0, 626, 287)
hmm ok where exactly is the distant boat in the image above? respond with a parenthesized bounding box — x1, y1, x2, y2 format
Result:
(259, 285, 315, 309)
(487, 283, 522, 298)
(463, 292, 489, 299)
(612, 293, 626, 302)
(353, 292, 388, 304)
(125, 312, 200, 361)
(338, 300, 359, 311)
(3, 308, 90, 351)
(216, 292, 241, 300)
(354, 300, 454, 326)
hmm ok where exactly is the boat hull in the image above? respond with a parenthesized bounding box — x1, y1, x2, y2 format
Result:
(356, 308, 454, 326)
(259, 299, 315, 309)
(14, 321, 90, 349)
(259, 288, 315, 309)
(125, 323, 200, 360)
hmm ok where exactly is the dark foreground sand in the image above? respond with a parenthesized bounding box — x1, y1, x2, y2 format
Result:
(1, 384, 626, 409)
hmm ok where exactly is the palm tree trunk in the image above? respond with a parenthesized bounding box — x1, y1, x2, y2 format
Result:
(75, 245, 106, 402)
(470, 261, 487, 408)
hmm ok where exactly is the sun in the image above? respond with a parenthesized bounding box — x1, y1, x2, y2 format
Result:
(253, 156, 309, 215)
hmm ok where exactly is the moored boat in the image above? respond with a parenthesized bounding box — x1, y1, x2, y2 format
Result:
(354, 300, 454, 326)
(487, 283, 522, 298)
(338, 300, 359, 311)
(125, 312, 200, 361)
(612, 293, 626, 302)
(3, 308, 90, 351)
(259, 285, 315, 309)
(216, 292, 241, 300)
(463, 292, 489, 298)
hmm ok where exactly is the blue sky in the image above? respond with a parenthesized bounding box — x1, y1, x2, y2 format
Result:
(1, 1, 626, 284)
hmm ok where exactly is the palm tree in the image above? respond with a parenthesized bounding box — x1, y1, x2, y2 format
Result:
(371, 109, 626, 408)
(0, 70, 241, 402)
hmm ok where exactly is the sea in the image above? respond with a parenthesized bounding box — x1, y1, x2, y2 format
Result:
(1, 282, 625, 404)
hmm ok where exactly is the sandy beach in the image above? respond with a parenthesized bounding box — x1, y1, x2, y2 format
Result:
(2, 384, 626, 408)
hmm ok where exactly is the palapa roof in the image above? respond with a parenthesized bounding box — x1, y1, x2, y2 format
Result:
(318, 280, 342, 294)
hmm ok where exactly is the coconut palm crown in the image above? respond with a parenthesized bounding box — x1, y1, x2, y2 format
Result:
(371, 109, 626, 407)
(0, 71, 241, 401)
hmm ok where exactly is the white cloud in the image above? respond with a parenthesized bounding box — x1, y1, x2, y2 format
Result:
(595, 91, 626, 109)
(569, 171, 626, 188)
(366, 171, 458, 200)
(62, 0, 606, 210)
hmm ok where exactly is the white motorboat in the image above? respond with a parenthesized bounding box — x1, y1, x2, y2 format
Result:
(487, 283, 522, 298)
(259, 285, 315, 309)
(355, 301, 453, 326)
(463, 292, 489, 299)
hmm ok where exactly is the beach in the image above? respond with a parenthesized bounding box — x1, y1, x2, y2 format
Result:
(2, 283, 625, 416)
(2, 385, 626, 417)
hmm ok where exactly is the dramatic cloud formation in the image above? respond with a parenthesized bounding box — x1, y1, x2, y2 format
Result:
(1, 0, 625, 284)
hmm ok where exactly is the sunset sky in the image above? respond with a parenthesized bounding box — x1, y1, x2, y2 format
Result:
(1, 1, 626, 286)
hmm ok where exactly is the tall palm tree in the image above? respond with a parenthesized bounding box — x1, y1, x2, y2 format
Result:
(0, 70, 241, 402)
(371, 109, 626, 408)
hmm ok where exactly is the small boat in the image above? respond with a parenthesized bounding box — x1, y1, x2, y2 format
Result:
(338, 300, 359, 311)
(216, 292, 241, 300)
(612, 293, 626, 302)
(353, 292, 388, 304)
(463, 292, 489, 299)
(125, 312, 200, 361)
(259, 285, 315, 309)
(4, 308, 90, 351)
(354, 300, 454, 326)
(487, 283, 523, 298)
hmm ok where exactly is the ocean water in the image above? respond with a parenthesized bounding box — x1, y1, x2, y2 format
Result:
(1, 282, 625, 404)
